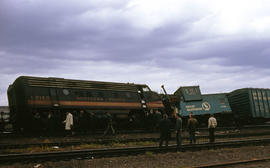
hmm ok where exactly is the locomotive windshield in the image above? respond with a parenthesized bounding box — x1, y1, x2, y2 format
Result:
(142, 87, 150, 92)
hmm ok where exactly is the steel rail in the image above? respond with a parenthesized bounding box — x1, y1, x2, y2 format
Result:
(192, 157, 270, 168)
(1, 138, 270, 164)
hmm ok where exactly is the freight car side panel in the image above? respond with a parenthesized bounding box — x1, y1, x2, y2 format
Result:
(178, 94, 232, 117)
(228, 88, 270, 119)
(250, 89, 270, 118)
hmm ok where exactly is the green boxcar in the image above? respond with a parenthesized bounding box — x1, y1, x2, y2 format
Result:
(228, 88, 270, 124)
(174, 86, 232, 126)
(178, 93, 232, 117)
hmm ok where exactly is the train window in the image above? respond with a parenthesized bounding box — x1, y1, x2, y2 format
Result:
(50, 89, 57, 96)
(142, 87, 150, 92)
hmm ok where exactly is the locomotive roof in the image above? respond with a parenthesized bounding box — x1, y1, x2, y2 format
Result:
(13, 76, 149, 92)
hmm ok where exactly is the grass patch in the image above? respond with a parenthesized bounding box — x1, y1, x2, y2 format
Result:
(145, 151, 154, 157)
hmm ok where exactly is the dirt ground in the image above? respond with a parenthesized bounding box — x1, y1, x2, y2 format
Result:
(1, 145, 270, 168)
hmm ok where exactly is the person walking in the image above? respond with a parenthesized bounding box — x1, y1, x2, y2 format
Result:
(63, 112, 73, 136)
(159, 114, 171, 148)
(175, 113, 182, 148)
(103, 112, 115, 136)
(187, 112, 198, 144)
(208, 114, 217, 143)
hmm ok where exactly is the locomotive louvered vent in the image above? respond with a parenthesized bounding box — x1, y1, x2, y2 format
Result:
(25, 76, 139, 92)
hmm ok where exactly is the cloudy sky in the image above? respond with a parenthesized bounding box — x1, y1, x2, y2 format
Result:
(1, 0, 270, 106)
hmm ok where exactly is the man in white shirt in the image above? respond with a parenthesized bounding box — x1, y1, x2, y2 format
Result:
(63, 112, 73, 136)
(208, 114, 217, 143)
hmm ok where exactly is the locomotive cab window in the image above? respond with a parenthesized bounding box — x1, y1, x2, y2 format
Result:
(142, 87, 150, 92)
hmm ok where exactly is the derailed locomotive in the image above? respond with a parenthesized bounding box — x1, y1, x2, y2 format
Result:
(7, 76, 165, 132)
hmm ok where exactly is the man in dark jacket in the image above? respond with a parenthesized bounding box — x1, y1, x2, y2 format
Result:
(175, 113, 182, 148)
(159, 114, 171, 148)
(187, 112, 198, 144)
(103, 112, 115, 136)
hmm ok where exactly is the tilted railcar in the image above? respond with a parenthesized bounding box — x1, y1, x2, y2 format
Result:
(7, 76, 164, 132)
(227, 88, 270, 125)
(174, 86, 232, 126)
(162, 85, 233, 126)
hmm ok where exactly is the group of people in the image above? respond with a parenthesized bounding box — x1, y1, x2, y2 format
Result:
(63, 111, 115, 136)
(34, 108, 218, 144)
(159, 110, 218, 148)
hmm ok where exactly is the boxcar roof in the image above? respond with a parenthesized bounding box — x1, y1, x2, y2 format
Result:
(13, 76, 148, 92)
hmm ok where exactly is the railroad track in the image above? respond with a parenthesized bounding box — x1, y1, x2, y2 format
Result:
(1, 131, 270, 150)
(193, 157, 270, 168)
(1, 138, 270, 164)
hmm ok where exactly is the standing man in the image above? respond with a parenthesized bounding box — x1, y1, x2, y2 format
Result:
(154, 109, 162, 132)
(187, 112, 198, 144)
(78, 110, 87, 133)
(63, 112, 73, 136)
(0, 112, 5, 132)
(103, 112, 115, 136)
(175, 113, 182, 148)
(159, 114, 171, 148)
(89, 112, 96, 134)
(208, 114, 217, 143)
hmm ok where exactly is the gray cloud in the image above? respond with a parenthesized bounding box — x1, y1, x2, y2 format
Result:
(1, 0, 270, 106)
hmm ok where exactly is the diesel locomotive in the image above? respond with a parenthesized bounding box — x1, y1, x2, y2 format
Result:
(7, 76, 165, 132)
